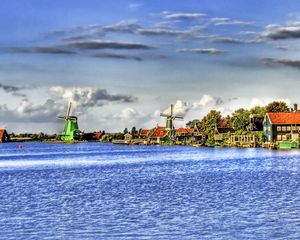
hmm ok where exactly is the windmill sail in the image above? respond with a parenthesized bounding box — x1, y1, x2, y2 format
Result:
(160, 104, 184, 129)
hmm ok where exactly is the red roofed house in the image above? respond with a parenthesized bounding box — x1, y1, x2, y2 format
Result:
(149, 126, 170, 144)
(0, 129, 9, 143)
(175, 128, 194, 144)
(139, 129, 150, 139)
(263, 112, 300, 142)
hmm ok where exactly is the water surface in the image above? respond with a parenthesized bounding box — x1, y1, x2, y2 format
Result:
(0, 142, 299, 239)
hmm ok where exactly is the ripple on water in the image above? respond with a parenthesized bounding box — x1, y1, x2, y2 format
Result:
(0, 143, 299, 239)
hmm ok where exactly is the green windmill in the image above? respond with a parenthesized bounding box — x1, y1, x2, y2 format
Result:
(160, 104, 184, 130)
(58, 102, 81, 141)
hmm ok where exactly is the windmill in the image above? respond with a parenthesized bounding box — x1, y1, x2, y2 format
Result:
(57, 102, 81, 141)
(160, 104, 184, 130)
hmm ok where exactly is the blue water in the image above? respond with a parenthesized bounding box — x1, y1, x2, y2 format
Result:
(0, 143, 300, 239)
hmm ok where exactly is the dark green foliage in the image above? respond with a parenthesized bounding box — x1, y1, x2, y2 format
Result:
(131, 126, 137, 135)
(199, 110, 222, 145)
(265, 101, 289, 113)
(222, 115, 232, 127)
(249, 106, 267, 117)
(186, 119, 200, 128)
(100, 134, 112, 143)
(114, 132, 125, 140)
(232, 108, 250, 133)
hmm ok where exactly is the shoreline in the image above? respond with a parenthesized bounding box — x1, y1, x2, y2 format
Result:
(4, 139, 295, 150)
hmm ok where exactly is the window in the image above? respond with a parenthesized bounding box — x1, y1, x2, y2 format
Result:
(282, 126, 287, 132)
(287, 126, 291, 131)
(277, 126, 281, 131)
(297, 126, 300, 131)
(292, 126, 297, 131)
(277, 135, 282, 141)
(282, 135, 287, 141)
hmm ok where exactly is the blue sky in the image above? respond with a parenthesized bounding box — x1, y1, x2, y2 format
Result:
(1, 0, 300, 133)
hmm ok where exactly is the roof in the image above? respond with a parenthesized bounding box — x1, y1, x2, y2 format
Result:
(176, 128, 194, 134)
(140, 129, 150, 136)
(267, 112, 300, 124)
(150, 127, 169, 138)
(94, 132, 104, 139)
(216, 127, 235, 134)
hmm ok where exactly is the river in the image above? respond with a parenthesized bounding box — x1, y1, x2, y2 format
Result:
(0, 142, 299, 239)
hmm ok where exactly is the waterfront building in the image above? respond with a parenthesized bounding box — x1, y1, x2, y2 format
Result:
(263, 112, 300, 142)
(149, 126, 170, 144)
(175, 128, 194, 144)
(139, 129, 150, 139)
(214, 127, 235, 143)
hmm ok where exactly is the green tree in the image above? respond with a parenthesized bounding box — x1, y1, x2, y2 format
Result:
(221, 115, 232, 128)
(114, 132, 125, 140)
(100, 134, 112, 143)
(131, 126, 137, 135)
(186, 119, 200, 128)
(123, 128, 128, 134)
(232, 108, 250, 133)
(199, 110, 223, 145)
(249, 105, 266, 117)
(265, 101, 289, 113)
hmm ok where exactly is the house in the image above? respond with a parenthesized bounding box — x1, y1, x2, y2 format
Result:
(263, 112, 300, 142)
(214, 127, 235, 142)
(139, 129, 150, 139)
(191, 124, 203, 142)
(124, 133, 133, 142)
(175, 128, 194, 143)
(82, 131, 104, 141)
(149, 126, 170, 144)
(248, 114, 263, 131)
(0, 129, 9, 143)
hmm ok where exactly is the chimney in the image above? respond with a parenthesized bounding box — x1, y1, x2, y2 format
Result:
(294, 104, 298, 112)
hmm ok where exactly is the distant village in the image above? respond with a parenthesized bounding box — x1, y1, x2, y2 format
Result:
(1, 101, 300, 149)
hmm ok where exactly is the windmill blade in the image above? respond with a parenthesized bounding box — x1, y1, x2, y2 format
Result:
(173, 115, 184, 120)
(66, 102, 72, 118)
(57, 116, 67, 120)
(160, 113, 170, 117)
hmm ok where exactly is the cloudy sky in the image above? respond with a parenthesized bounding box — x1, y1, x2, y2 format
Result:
(1, 0, 300, 133)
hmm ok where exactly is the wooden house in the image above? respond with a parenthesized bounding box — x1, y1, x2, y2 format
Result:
(263, 112, 300, 142)
(0, 129, 9, 143)
(214, 127, 235, 142)
(175, 128, 193, 143)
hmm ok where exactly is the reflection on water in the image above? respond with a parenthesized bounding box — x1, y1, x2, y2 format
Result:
(0, 142, 299, 239)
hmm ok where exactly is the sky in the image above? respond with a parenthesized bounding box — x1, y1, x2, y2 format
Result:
(1, 0, 300, 133)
